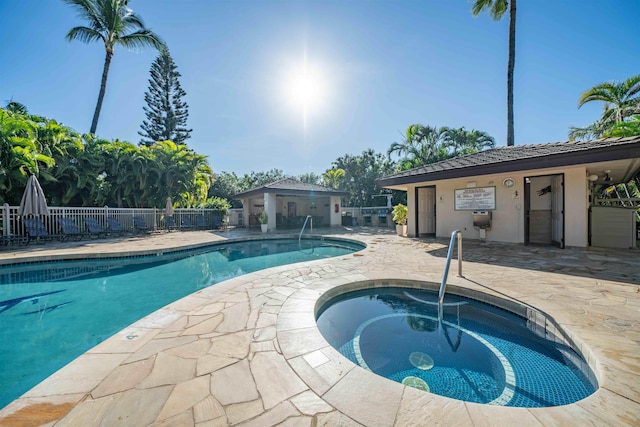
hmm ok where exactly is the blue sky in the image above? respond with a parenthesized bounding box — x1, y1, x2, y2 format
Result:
(1, 1, 639, 177)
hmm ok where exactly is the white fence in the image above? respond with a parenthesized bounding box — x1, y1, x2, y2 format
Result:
(1, 204, 230, 240)
(0, 205, 394, 242)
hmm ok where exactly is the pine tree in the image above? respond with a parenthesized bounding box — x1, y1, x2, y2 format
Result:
(139, 48, 192, 146)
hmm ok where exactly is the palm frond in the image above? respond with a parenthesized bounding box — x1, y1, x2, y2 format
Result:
(63, 0, 103, 31)
(117, 31, 165, 50)
(66, 26, 104, 44)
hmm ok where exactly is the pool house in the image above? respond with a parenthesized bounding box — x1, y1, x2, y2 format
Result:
(232, 177, 349, 231)
(376, 137, 640, 249)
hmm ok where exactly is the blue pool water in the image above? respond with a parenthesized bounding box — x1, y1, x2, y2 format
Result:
(0, 238, 362, 409)
(316, 286, 598, 407)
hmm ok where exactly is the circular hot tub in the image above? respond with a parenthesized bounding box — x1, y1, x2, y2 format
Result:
(316, 282, 598, 407)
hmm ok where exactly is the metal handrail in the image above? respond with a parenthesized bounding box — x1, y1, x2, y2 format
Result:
(438, 230, 463, 321)
(298, 215, 313, 245)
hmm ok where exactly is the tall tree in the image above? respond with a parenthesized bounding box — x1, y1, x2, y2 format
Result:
(569, 74, 640, 140)
(241, 169, 287, 190)
(332, 149, 394, 207)
(298, 172, 321, 185)
(388, 124, 495, 172)
(388, 124, 449, 170)
(471, 0, 516, 146)
(442, 127, 495, 156)
(322, 168, 345, 189)
(139, 48, 192, 146)
(64, 0, 164, 134)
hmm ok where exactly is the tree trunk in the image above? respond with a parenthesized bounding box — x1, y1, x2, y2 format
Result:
(90, 50, 113, 135)
(506, 0, 516, 146)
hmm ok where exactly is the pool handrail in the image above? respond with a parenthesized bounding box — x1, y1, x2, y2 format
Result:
(299, 215, 313, 245)
(438, 229, 463, 321)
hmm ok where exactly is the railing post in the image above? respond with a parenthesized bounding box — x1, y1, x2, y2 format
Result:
(2, 203, 9, 237)
(457, 231, 462, 277)
(438, 230, 462, 322)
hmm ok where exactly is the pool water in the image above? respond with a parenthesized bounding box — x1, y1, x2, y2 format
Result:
(316, 287, 598, 408)
(0, 238, 362, 409)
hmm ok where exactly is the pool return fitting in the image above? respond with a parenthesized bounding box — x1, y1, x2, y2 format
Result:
(437, 229, 462, 321)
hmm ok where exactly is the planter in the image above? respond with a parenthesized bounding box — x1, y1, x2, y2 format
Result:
(261, 223, 268, 233)
(396, 224, 407, 237)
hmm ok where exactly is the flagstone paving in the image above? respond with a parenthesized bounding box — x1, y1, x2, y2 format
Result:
(0, 227, 639, 426)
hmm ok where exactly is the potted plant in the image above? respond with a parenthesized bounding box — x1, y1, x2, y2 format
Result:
(392, 203, 408, 236)
(259, 210, 268, 233)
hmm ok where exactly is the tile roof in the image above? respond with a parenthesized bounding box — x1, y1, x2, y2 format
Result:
(377, 136, 640, 186)
(232, 177, 348, 199)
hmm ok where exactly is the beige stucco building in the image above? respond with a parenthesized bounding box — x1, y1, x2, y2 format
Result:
(377, 137, 640, 249)
(232, 178, 348, 231)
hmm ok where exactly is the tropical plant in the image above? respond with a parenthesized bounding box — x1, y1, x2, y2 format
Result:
(604, 116, 640, 138)
(322, 168, 345, 189)
(388, 124, 496, 172)
(240, 169, 286, 190)
(258, 210, 268, 224)
(332, 149, 395, 207)
(64, 0, 165, 134)
(298, 172, 321, 185)
(570, 74, 640, 140)
(204, 196, 231, 212)
(442, 127, 495, 156)
(0, 107, 55, 204)
(392, 203, 408, 225)
(5, 101, 28, 115)
(388, 125, 449, 170)
(208, 171, 242, 208)
(471, 0, 517, 146)
(139, 48, 192, 146)
(145, 140, 212, 208)
(1, 104, 215, 208)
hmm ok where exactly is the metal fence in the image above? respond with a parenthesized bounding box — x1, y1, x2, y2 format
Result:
(0, 204, 393, 243)
(1, 204, 230, 241)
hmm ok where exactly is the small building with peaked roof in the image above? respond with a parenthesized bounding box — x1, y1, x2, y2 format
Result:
(232, 177, 349, 231)
(376, 137, 640, 249)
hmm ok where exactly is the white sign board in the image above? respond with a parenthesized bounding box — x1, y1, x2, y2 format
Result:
(454, 186, 496, 210)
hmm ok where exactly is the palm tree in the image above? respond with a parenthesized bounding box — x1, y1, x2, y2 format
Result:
(570, 74, 640, 140)
(442, 127, 495, 157)
(323, 168, 345, 189)
(64, 0, 165, 134)
(0, 108, 55, 204)
(471, 0, 516, 146)
(388, 124, 449, 169)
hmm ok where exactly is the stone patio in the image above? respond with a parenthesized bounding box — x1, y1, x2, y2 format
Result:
(0, 227, 638, 426)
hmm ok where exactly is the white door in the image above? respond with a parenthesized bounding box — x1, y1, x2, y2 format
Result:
(418, 187, 436, 235)
(551, 175, 564, 248)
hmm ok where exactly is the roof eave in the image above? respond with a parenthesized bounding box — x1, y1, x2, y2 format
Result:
(377, 141, 640, 187)
(232, 188, 348, 199)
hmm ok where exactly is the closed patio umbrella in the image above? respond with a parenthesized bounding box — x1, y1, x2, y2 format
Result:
(165, 197, 174, 216)
(18, 175, 49, 216)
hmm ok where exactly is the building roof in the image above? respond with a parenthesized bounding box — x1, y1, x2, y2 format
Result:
(232, 177, 349, 199)
(377, 136, 640, 187)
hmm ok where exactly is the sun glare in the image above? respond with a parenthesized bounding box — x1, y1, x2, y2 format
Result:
(284, 56, 326, 131)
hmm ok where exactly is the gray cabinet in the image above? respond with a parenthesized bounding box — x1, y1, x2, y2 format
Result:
(591, 206, 636, 249)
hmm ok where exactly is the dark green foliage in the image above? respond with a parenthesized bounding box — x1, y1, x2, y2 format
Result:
(208, 171, 242, 208)
(298, 172, 321, 185)
(139, 48, 192, 146)
(570, 74, 640, 141)
(0, 104, 211, 208)
(241, 169, 287, 190)
(388, 124, 495, 171)
(332, 149, 396, 207)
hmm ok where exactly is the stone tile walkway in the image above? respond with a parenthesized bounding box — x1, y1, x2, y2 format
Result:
(0, 228, 638, 426)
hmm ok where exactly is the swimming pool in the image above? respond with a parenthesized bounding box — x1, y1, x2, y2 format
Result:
(0, 237, 363, 409)
(316, 284, 598, 408)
